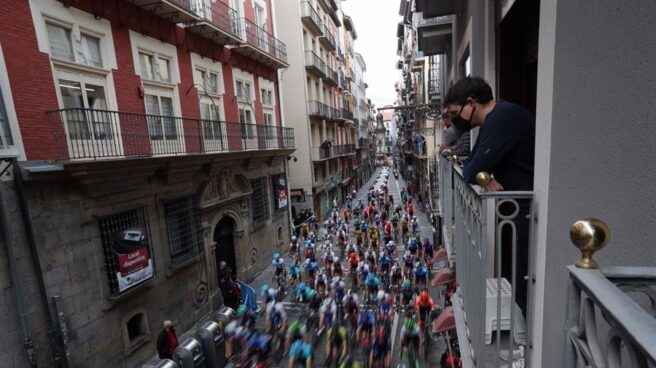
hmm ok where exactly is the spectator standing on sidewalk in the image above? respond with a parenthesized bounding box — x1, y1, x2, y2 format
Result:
(443, 76, 535, 314)
(156, 320, 178, 359)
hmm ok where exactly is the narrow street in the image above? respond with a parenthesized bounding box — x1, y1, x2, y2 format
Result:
(248, 166, 445, 367)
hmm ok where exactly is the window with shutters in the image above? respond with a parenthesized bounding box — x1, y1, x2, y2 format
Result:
(163, 195, 204, 266)
(251, 177, 269, 224)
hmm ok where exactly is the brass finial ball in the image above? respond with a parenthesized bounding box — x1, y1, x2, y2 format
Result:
(476, 171, 491, 188)
(570, 218, 610, 269)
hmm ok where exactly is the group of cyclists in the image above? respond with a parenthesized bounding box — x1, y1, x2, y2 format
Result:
(224, 167, 455, 368)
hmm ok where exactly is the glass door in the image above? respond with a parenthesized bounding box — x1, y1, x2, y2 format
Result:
(144, 87, 184, 155)
(229, 0, 244, 39)
(238, 106, 256, 150)
(56, 70, 121, 159)
(190, 0, 211, 20)
(254, 5, 267, 51)
(200, 98, 226, 152)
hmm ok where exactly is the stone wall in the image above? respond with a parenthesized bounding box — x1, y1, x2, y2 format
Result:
(0, 157, 290, 367)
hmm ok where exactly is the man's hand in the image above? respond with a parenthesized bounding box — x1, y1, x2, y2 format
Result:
(485, 179, 504, 192)
(438, 143, 450, 152)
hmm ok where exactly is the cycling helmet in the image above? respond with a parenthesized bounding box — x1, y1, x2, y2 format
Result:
(403, 279, 412, 288)
(420, 291, 429, 300)
(377, 290, 385, 301)
(292, 236, 297, 241)
(273, 252, 281, 260)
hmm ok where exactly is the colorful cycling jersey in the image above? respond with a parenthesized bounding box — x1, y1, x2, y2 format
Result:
(288, 265, 302, 278)
(358, 310, 376, 326)
(328, 326, 347, 345)
(289, 340, 312, 361)
(414, 266, 427, 278)
(379, 255, 392, 268)
(272, 258, 285, 269)
(365, 274, 380, 289)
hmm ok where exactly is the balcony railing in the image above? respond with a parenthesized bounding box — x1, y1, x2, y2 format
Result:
(438, 160, 533, 368)
(242, 17, 288, 64)
(187, 0, 243, 42)
(341, 109, 354, 121)
(311, 146, 333, 161)
(130, 0, 200, 23)
(307, 100, 331, 119)
(565, 265, 656, 367)
(323, 65, 339, 86)
(344, 143, 356, 154)
(319, 25, 337, 51)
(304, 51, 327, 77)
(300, 1, 323, 35)
(47, 108, 294, 161)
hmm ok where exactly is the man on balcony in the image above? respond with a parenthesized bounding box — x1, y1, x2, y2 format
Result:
(443, 76, 535, 314)
(442, 77, 535, 192)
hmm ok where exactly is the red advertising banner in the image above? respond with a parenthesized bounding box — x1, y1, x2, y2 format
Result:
(118, 247, 150, 275)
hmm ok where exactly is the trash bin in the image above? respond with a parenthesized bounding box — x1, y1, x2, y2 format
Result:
(196, 320, 225, 368)
(172, 337, 206, 368)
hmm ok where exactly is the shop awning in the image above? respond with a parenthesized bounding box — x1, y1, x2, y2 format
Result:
(432, 306, 455, 334)
(431, 268, 455, 286)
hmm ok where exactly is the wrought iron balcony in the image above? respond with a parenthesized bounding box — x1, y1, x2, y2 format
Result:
(311, 146, 334, 161)
(127, 0, 200, 23)
(304, 51, 327, 78)
(186, 0, 243, 45)
(438, 159, 534, 368)
(307, 100, 331, 120)
(319, 25, 337, 51)
(341, 108, 354, 121)
(300, 1, 323, 36)
(47, 108, 294, 161)
(322, 65, 340, 87)
(236, 17, 288, 68)
(344, 143, 356, 154)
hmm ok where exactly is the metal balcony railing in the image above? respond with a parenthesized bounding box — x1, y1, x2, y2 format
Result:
(565, 265, 656, 367)
(300, 1, 323, 35)
(341, 109, 354, 121)
(319, 25, 337, 50)
(323, 65, 339, 86)
(242, 17, 287, 64)
(311, 146, 333, 161)
(189, 0, 243, 40)
(438, 160, 534, 368)
(344, 143, 356, 154)
(307, 100, 331, 119)
(47, 108, 294, 160)
(304, 51, 327, 77)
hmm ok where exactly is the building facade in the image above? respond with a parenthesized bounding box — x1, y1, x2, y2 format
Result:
(0, 0, 294, 366)
(399, 0, 656, 367)
(276, 0, 370, 221)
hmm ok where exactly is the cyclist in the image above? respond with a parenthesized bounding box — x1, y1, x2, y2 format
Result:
(357, 261, 370, 288)
(414, 261, 429, 291)
(415, 291, 435, 333)
(342, 290, 360, 324)
(332, 276, 346, 304)
(268, 301, 288, 337)
(289, 235, 300, 256)
(323, 246, 336, 269)
(370, 326, 392, 368)
(356, 308, 376, 347)
(315, 269, 329, 294)
(332, 257, 343, 278)
(403, 250, 415, 276)
(348, 252, 360, 285)
(407, 202, 415, 218)
(384, 240, 396, 258)
(400, 216, 409, 241)
(390, 261, 404, 291)
(401, 279, 415, 310)
(377, 292, 394, 320)
(304, 258, 319, 283)
(285, 319, 306, 353)
(400, 316, 421, 368)
(407, 237, 419, 256)
(272, 253, 286, 285)
(288, 333, 312, 368)
(247, 331, 272, 368)
(364, 272, 381, 304)
(422, 238, 434, 263)
(288, 260, 302, 286)
(326, 319, 348, 364)
(319, 297, 337, 334)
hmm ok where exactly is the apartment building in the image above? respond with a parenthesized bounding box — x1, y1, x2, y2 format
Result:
(276, 0, 369, 221)
(0, 0, 294, 366)
(398, 0, 656, 367)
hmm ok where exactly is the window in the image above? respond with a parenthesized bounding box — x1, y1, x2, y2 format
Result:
(46, 23, 74, 61)
(163, 195, 203, 266)
(145, 94, 176, 140)
(251, 177, 269, 224)
(195, 68, 220, 94)
(121, 309, 151, 355)
(139, 52, 171, 83)
(261, 88, 273, 106)
(97, 206, 154, 295)
(81, 34, 102, 68)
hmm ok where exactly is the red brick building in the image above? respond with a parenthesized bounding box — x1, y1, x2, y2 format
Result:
(0, 0, 293, 366)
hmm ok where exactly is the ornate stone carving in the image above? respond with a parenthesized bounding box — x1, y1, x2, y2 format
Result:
(201, 171, 252, 209)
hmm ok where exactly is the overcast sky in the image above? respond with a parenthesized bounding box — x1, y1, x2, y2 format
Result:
(342, 0, 401, 109)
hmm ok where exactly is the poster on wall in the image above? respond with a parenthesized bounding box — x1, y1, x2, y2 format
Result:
(111, 227, 154, 292)
(272, 174, 288, 210)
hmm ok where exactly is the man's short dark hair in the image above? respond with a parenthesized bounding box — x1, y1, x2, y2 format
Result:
(443, 76, 494, 107)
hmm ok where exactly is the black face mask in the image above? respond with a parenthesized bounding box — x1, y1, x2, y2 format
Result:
(452, 105, 476, 132)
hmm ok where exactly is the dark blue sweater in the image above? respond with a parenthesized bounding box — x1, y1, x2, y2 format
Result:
(463, 100, 535, 191)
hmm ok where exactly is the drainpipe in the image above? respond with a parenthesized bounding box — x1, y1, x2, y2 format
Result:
(0, 170, 38, 367)
(12, 158, 62, 367)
